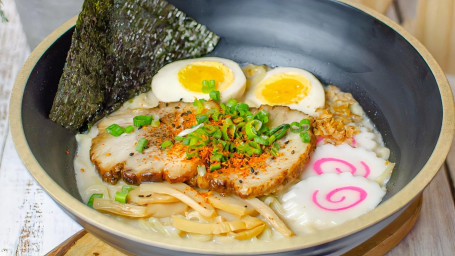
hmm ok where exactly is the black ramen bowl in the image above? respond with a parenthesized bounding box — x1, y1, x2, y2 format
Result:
(10, 0, 454, 255)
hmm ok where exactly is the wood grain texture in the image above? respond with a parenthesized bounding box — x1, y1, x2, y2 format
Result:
(0, 134, 83, 256)
(387, 167, 455, 255)
(0, 0, 29, 163)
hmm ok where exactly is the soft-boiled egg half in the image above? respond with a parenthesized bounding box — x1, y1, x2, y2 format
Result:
(244, 67, 325, 116)
(151, 57, 246, 102)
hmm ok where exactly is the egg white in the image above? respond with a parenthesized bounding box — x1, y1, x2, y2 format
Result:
(151, 57, 246, 102)
(244, 67, 325, 116)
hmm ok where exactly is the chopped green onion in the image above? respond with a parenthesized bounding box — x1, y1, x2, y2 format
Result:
(196, 114, 209, 124)
(151, 119, 160, 127)
(210, 163, 221, 171)
(235, 103, 249, 112)
(237, 141, 262, 156)
(124, 125, 134, 133)
(271, 148, 278, 156)
(115, 191, 128, 204)
(174, 136, 185, 141)
(269, 124, 290, 140)
(87, 193, 103, 208)
(133, 115, 153, 127)
(186, 152, 199, 159)
(300, 131, 311, 143)
(253, 110, 269, 124)
(203, 125, 218, 135)
(267, 135, 277, 145)
(290, 121, 302, 133)
(300, 119, 311, 125)
(273, 142, 281, 151)
(161, 140, 173, 149)
(106, 124, 125, 137)
(209, 90, 220, 101)
(188, 137, 198, 146)
(254, 135, 269, 145)
(136, 138, 148, 153)
(245, 120, 262, 139)
(211, 152, 224, 162)
(121, 185, 135, 193)
(213, 129, 222, 139)
(182, 138, 191, 145)
(226, 98, 237, 108)
(193, 99, 206, 114)
(202, 80, 216, 93)
(300, 118, 311, 131)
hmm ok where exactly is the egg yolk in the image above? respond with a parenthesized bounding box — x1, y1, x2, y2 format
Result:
(178, 61, 234, 92)
(256, 73, 311, 105)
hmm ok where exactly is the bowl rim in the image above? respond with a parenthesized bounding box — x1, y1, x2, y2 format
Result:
(9, 0, 455, 254)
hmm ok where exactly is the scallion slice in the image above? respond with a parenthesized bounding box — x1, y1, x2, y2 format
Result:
(174, 136, 185, 141)
(226, 98, 237, 108)
(300, 131, 311, 143)
(151, 119, 160, 127)
(202, 80, 216, 93)
(300, 118, 311, 131)
(290, 121, 302, 133)
(133, 115, 153, 127)
(106, 124, 125, 137)
(196, 114, 209, 124)
(124, 125, 134, 133)
(136, 138, 148, 153)
(209, 90, 220, 101)
(115, 191, 128, 204)
(87, 193, 103, 208)
(122, 185, 135, 193)
(269, 124, 290, 140)
(161, 140, 173, 149)
(254, 135, 269, 145)
(193, 99, 206, 114)
(210, 163, 221, 171)
(245, 120, 262, 139)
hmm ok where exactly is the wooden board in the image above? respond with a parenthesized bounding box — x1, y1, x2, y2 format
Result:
(46, 195, 423, 256)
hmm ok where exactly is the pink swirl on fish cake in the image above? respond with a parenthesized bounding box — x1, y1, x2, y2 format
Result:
(312, 186, 368, 212)
(313, 157, 371, 178)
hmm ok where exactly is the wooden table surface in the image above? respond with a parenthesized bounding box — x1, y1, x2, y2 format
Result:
(1, 0, 455, 255)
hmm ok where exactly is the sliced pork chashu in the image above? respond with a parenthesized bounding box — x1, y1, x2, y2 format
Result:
(90, 102, 315, 198)
(191, 105, 316, 198)
(91, 102, 204, 184)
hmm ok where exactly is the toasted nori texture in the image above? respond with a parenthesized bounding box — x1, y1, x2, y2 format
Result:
(49, 0, 219, 131)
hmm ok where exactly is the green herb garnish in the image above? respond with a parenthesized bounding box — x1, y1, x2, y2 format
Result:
(106, 124, 125, 136)
(136, 138, 148, 153)
(87, 193, 103, 208)
(133, 115, 153, 127)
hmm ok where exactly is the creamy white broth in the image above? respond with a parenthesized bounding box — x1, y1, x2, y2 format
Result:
(74, 65, 394, 240)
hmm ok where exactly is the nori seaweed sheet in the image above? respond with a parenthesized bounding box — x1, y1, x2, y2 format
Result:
(50, 0, 219, 131)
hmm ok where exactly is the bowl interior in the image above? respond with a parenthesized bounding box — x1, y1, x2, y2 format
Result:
(18, 0, 445, 254)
